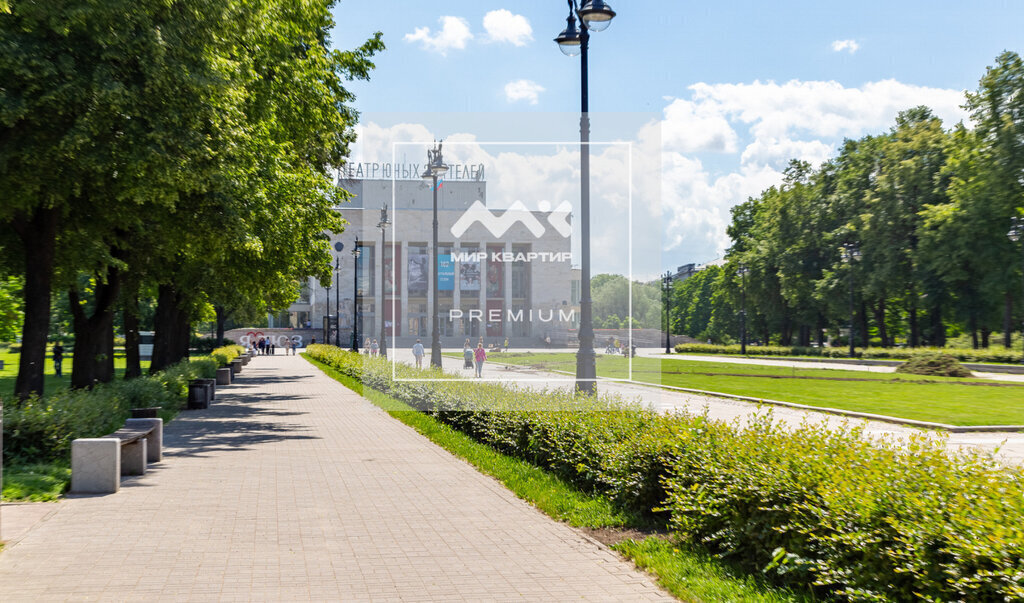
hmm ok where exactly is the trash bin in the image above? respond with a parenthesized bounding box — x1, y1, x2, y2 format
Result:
(188, 380, 209, 409)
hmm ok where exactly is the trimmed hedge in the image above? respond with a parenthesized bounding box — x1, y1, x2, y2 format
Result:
(211, 344, 246, 367)
(673, 342, 1023, 364)
(306, 344, 1024, 601)
(2, 357, 217, 465)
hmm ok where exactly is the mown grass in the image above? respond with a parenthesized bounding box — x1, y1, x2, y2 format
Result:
(305, 354, 813, 603)
(484, 353, 1024, 426)
(0, 350, 151, 398)
(1, 463, 71, 501)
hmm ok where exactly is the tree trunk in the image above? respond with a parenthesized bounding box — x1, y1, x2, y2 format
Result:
(215, 305, 228, 346)
(150, 284, 191, 373)
(981, 327, 990, 348)
(12, 206, 58, 401)
(815, 314, 825, 347)
(859, 302, 870, 348)
(873, 300, 889, 347)
(123, 291, 141, 379)
(1004, 292, 1013, 349)
(909, 297, 919, 348)
(969, 310, 979, 349)
(929, 304, 946, 347)
(68, 267, 121, 390)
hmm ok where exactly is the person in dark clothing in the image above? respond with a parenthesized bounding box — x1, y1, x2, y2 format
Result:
(52, 342, 64, 377)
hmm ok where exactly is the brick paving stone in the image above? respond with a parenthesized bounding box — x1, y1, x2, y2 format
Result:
(0, 354, 672, 601)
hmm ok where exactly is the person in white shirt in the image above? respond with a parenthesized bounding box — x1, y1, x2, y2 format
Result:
(412, 339, 425, 369)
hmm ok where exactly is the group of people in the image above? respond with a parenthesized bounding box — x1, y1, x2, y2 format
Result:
(462, 338, 490, 378)
(604, 338, 637, 357)
(362, 338, 381, 356)
(250, 336, 299, 356)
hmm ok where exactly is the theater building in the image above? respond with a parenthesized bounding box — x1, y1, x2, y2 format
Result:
(288, 167, 575, 346)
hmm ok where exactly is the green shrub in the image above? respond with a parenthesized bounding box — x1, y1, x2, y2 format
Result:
(210, 344, 245, 367)
(895, 353, 973, 377)
(2, 356, 219, 465)
(306, 343, 1024, 601)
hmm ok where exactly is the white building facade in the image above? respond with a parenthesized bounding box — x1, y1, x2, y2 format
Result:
(290, 173, 574, 347)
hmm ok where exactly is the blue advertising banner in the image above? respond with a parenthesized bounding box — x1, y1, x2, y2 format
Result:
(438, 254, 455, 291)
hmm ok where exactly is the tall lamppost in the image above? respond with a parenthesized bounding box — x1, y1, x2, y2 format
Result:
(663, 271, 673, 354)
(1009, 217, 1024, 365)
(334, 241, 344, 346)
(351, 243, 361, 352)
(554, 0, 616, 395)
(841, 242, 860, 358)
(324, 278, 332, 345)
(739, 264, 749, 355)
(422, 142, 448, 368)
(378, 205, 391, 360)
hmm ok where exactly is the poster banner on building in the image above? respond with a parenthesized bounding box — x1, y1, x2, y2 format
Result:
(459, 261, 480, 291)
(408, 253, 427, 295)
(384, 245, 401, 295)
(438, 254, 455, 291)
(486, 246, 504, 298)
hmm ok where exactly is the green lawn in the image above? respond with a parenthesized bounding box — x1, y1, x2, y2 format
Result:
(478, 352, 1024, 426)
(0, 350, 150, 398)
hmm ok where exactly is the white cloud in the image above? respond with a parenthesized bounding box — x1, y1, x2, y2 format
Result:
(831, 39, 860, 54)
(404, 16, 473, 55)
(483, 9, 533, 46)
(658, 78, 970, 261)
(661, 98, 738, 153)
(504, 79, 545, 105)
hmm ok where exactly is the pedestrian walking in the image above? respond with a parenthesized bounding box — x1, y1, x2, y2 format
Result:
(463, 339, 473, 369)
(504, 337, 509, 352)
(283, 337, 292, 355)
(412, 339, 425, 369)
(291, 336, 300, 354)
(52, 342, 64, 377)
(370, 339, 379, 356)
(474, 342, 487, 378)
(364, 338, 372, 355)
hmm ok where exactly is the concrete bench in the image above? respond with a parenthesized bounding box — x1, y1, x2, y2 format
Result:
(70, 418, 162, 494)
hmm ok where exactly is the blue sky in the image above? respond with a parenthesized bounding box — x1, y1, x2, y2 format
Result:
(328, 1, 1024, 272)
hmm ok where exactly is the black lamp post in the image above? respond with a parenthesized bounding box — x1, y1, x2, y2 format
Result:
(378, 205, 391, 360)
(663, 271, 673, 354)
(739, 264, 749, 355)
(422, 142, 448, 368)
(1009, 217, 1024, 365)
(351, 243, 361, 352)
(324, 279, 332, 346)
(554, 0, 616, 395)
(334, 241, 344, 347)
(842, 242, 860, 358)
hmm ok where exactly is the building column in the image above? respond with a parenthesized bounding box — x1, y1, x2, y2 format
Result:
(452, 245, 461, 336)
(400, 241, 409, 338)
(426, 241, 434, 343)
(503, 241, 512, 338)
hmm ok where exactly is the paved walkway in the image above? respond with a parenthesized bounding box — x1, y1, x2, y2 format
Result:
(388, 347, 1024, 465)
(0, 355, 670, 601)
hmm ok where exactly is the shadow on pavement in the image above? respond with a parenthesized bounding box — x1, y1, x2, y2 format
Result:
(162, 370, 319, 458)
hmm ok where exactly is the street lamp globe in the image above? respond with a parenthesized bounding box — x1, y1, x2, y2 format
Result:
(579, 0, 616, 32)
(554, 13, 582, 56)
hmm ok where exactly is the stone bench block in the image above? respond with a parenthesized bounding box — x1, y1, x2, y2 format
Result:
(120, 438, 147, 476)
(126, 418, 163, 462)
(71, 439, 120, 494)
(216, 367, 232, 385)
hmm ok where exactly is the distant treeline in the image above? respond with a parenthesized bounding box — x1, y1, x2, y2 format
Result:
(671, 51, 1024, 349)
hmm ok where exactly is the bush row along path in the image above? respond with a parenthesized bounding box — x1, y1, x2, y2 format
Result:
(402, 347, 1024, 466)
(0, 354, 670, 601)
